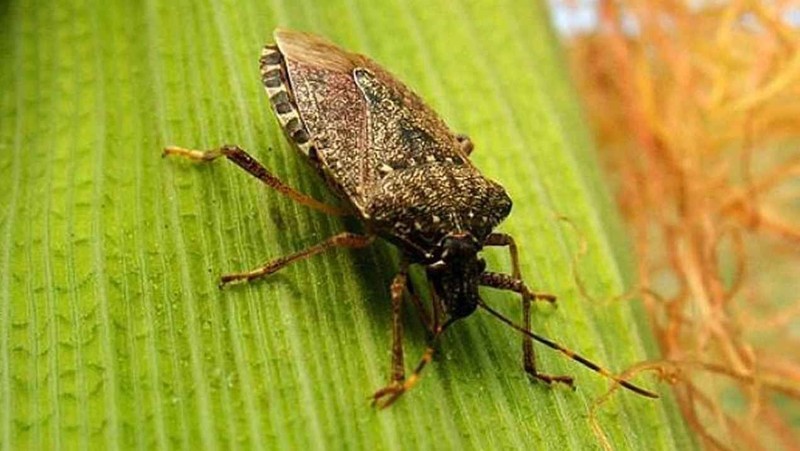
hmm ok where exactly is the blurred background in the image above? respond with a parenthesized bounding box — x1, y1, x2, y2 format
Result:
(549, 1, 800, 448)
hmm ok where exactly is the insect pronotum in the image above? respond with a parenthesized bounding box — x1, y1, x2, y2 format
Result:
(163, 28, 658, 408)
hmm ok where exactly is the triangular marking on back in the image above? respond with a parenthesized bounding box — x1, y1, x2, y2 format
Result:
(274, 28, 365, 73)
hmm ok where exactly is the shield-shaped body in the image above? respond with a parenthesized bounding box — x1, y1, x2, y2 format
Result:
(164, 29, 659, 407)
(260, 29, 512, 263)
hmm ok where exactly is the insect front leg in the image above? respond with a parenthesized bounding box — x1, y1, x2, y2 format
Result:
(371, 261, 409, 404)
(405, 277, 434, 338)
(389, 261, 409, 385)
(373, 346, 435, 410)
(521, 292, 574, 388)
(478, 272, 556, 303)
(163, 144, 347, 216)
(483, 233, 567, 384)
(219, 232, 373, 287)
(372, 262, 439, 409)
(484, 232, 523, 279)
(483, 233, 557, 304)
(479, 272, 573, 388)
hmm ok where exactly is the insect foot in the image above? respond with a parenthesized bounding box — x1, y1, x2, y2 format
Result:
(372, 346, 435, 409)
(524, 370, 576, 390)
(370, 382, 406, 410)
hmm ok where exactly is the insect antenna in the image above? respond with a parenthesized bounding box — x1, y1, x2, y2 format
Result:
(477, 300, 659, 398)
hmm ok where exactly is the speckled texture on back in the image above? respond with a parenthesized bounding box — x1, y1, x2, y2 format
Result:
(263, 29, 511, 262)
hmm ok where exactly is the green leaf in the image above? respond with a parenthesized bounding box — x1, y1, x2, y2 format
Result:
(0, 0, 694, 449)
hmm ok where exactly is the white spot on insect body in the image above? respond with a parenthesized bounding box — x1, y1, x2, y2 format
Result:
(449, 212, 463, 231)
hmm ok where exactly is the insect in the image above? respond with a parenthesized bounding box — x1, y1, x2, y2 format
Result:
(164, 29, 658, 407)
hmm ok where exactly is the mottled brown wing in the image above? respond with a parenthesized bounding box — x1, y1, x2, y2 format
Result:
(275, 29, 469, 216)
(351, 62, 472, 174)
(275, 29, 376, 212)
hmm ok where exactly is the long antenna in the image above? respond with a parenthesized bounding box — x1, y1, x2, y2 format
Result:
(477, 300, 659, 398)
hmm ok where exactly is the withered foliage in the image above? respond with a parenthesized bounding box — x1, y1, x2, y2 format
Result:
(560, 1, 800, 449)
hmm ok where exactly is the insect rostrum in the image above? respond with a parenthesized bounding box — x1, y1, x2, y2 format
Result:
(164, 28, 658, 408)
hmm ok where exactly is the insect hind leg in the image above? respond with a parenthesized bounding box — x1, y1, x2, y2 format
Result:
(372, 260, 442, 409)
(478, 272, 572, 387)
(370, 262, 409, 408)
(373, 346, 435, 409)
(389, 261, 409, 385)
(163, 144, 347, 216)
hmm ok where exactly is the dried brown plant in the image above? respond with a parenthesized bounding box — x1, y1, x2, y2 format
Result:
(559, 1, 800, 448)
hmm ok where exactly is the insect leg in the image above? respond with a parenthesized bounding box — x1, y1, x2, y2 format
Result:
(479, 272, 572, 386)
(521, 293, 575, 387)
(484, 233, 556, 303)
(405, 278, 433, 337)
(479, 234, 561, 382)
(372, 261, 443, 409)
(485, 232, 524, 279)
(163, 144, 347, 216)
(430, 280, 443, 334)
(218, 232, 373, 287)
(372, 346, 435, 409)
(389, 261, 409, 385)
(478, 272, 556, 304)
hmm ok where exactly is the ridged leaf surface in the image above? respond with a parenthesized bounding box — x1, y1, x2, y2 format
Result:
(0, 0, 692, 449)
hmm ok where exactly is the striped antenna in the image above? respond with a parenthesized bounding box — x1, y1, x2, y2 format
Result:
(477, 300, 659, 398)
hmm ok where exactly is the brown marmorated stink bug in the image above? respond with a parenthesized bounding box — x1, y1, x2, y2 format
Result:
(164, 29, 658, 408)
